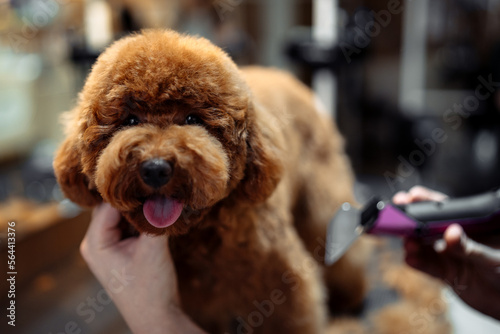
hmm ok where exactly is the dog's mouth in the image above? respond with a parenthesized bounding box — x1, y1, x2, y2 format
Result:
(142, 196, 184, 228)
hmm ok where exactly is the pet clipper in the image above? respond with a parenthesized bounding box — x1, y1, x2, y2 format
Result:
(325, 189, 500, 265)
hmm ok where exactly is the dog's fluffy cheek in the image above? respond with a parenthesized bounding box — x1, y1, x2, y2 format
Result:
(53, 135, 102, 207)
(94, 135, 144, 211)
(176, 139, 231, 208)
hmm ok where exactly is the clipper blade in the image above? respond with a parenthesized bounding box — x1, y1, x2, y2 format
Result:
(325, 202, 364, 265)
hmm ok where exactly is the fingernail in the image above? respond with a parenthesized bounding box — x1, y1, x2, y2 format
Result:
(434, 239, 446, 252)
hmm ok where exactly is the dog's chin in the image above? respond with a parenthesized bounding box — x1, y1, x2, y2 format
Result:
(122, 198, 207, 236)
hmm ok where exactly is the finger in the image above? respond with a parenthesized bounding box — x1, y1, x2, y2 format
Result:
(135, 234, 175, 276)
(84, 203, 122, 249)
(408, 186, 448, 202)
(392, 191, 410, 204)
(137, 233, 169, 252)
(437, 224, 480, 259)
(441, 224, 463, 252)
(441, 224, 500, 263)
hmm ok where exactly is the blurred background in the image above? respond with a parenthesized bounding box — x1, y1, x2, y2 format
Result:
(1, 0, 500, 333)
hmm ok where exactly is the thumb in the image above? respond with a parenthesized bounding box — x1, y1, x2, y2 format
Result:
(85, 203, 122, 249)
(436, 224, 500, 263)
(136, 233, 172, 261)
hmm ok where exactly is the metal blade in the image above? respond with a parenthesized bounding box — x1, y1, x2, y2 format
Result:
(325, 202, 364, 265)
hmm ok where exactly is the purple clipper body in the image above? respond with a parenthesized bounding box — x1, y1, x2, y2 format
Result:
(371, 202, 500, 237)
(325, 190, 500, 265)
(369, 203, 421, 236)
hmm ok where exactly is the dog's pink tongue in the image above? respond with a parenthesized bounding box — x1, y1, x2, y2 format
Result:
(143, 197, 183, 228)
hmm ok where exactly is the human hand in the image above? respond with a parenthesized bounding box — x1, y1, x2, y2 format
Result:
(80, 203, 206, 334)
(393, 186, 500, 320)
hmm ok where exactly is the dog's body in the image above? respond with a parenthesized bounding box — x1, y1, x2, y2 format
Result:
(54, 30, 366, 333)
(171, 67, 364, 333)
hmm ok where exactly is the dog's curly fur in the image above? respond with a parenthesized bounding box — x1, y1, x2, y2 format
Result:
(53, 29, 367, 333)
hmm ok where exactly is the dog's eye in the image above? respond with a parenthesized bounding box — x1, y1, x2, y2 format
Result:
(185, 114, 203, 126)
(123, 115, 141, 127)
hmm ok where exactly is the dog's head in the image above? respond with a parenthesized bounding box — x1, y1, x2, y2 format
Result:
(53, 30, 283, 236)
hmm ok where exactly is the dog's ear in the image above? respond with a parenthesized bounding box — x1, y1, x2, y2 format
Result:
(53, 132, 102, 208)
(235, 105, 284, 203)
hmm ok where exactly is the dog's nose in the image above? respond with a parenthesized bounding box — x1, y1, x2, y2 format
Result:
(140, 159, 173, 188)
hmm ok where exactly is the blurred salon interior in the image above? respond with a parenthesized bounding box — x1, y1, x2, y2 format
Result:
(1, 0, 500, 333)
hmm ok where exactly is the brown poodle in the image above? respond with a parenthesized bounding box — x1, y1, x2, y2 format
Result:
(53, 29, 367, 333)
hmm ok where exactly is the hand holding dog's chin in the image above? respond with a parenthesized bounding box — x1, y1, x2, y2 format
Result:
(80, 203, 206, 334)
